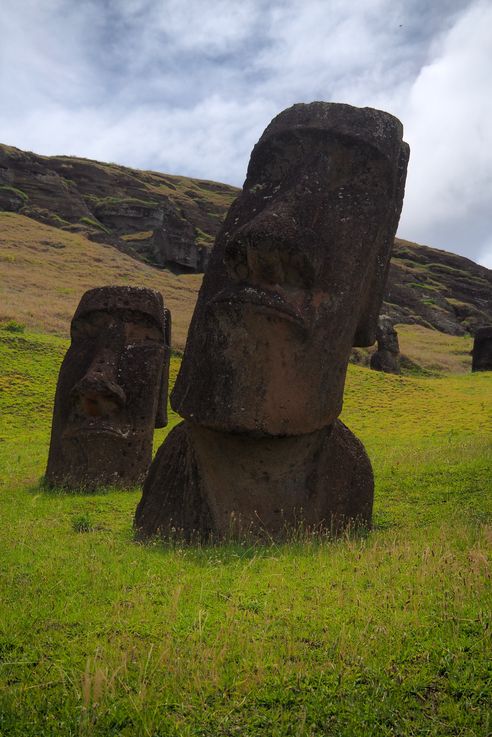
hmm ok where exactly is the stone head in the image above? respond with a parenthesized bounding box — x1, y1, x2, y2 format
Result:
(172, 102, 409, 435)
(376, 316, 399, 354)
(472, 326, 492, 372)
(46, 286, 171, 488)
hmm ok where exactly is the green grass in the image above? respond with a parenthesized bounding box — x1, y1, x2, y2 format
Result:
(93, 196, 160, 210)
(0, 328, 491, 736)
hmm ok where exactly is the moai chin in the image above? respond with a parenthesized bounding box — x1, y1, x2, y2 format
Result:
(471, 326, 492, 372)
(45, 286, 171, 490)
(135, 102, 409, 539)
(370, 316, 401, 374)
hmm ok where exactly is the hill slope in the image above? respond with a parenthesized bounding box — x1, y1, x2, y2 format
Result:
(387, 239, 491, 335)
(0, 212, 200, 351)
(0, 326, 490, 736)
(0, 143, 238, 272)
(1, 143, 491, 341)
(0, 213, 476, 371)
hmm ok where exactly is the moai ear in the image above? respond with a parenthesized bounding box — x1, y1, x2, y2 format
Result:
(155, 308, 172, 428)
(353, 142, 410, 347)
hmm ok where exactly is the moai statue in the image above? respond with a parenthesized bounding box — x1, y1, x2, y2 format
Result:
(370, 316, 401, 374)
(471, 326, 492, 372)
(46, 286, 171, 489)
(135, 102, 409, 539)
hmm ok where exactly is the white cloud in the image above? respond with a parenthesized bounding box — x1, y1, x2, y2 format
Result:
(0, 0, 490, 267)
(395, 0, 492, 262)
(478, 241, 492, 269)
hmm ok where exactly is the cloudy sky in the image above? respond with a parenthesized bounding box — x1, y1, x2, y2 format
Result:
(1, 0, 491, 267)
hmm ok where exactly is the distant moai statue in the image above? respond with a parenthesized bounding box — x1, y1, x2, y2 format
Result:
(471, 326, 492, 371)
(370, 316, 401, 374)
(135, 102, 409, 540)
(46, 286, 171, 489)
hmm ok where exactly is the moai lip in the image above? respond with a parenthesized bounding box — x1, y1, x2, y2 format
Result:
(135, 101, 409, 540)
(45, 286, 171, 490)
(471, 326, 492, 372)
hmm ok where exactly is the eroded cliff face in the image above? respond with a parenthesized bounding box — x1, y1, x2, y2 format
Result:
(0, 144, 238, 272)
(387, 240, 491, 335)
(0, 143, 490, 336)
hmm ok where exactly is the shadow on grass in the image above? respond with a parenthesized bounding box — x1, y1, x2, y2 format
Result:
(28, 475, 142, 498)
(133, 519, 374, 566)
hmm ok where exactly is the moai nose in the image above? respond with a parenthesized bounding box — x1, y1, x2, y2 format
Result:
(71, 358, 126, 418)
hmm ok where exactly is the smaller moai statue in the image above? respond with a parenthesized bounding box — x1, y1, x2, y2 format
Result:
(370, 316, 401, 374)
(472, 326, 492, 372)
(45, 286, 171, 489)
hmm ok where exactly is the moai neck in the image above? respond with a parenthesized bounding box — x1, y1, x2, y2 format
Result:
(188, 422, 328, 538)
(187, 420, 373, 539)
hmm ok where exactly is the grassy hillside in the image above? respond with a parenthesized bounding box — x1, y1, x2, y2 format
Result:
(1, 327, 491, 736)
(2, 141, 491, 338)
(0, 212, 201, 351)
(0, 213, 476, 372)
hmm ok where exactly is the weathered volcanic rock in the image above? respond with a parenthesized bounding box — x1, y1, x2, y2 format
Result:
(370, 316, 401, 374)
(135, 101, 409, 540)
(385, 240, 492, 335)
(135, 419, 374, 539)
(0, 184, 27, 211)
(471, 326, 492, 371)
(46, 286, 171, 490)
(172, 102, 409, 435)
(0, 144, 237, 272)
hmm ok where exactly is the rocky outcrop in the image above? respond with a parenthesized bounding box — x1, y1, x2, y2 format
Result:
(0, 143, 238, 272)
(386, 239, 491, 335)
(0, 142, 490, 336)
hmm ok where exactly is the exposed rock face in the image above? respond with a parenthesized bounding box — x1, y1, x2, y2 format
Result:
(471, 326, 492, 371)
(0, 144, 237, 272)
(46, 286, 171, 489)
(386, 240, 492, 336)
(370, 316, 401, 374)
(135, 101, 409, 540)
(0, 185, 27, 211)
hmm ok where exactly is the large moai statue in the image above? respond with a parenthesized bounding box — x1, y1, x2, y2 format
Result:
(472, 326, 492, 371)
(135, 102, 409, 539)
(370, 316, 401, 374)
(46, 286, 171, 489)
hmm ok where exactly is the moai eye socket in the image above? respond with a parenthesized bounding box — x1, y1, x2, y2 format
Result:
(224, 240, 250, 281)
(124, 320, 163, 345)
(71, 317, 98, 340)
(71, 312, 114, 341)
(280, 251, 315, 289)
